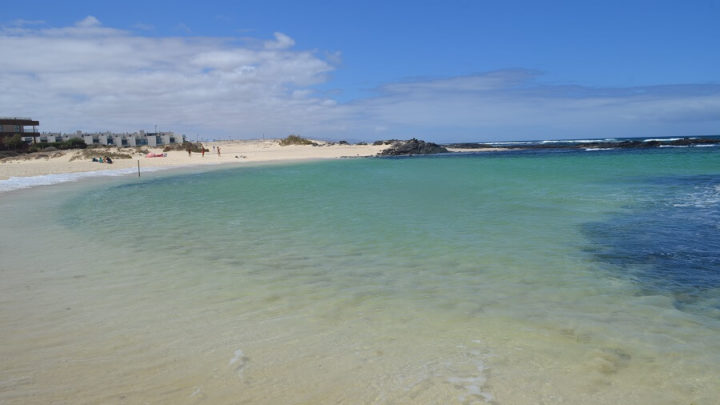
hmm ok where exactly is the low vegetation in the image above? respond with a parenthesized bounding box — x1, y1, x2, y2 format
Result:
(69, 148, 134, 161)
(0, 134, 26, 151)
(163, 141, 205, 152)
(0, 150, 22, 159)
(0, 135, 88, 153)
(279, 135, 317, 146)
(29, 137, 87, 152)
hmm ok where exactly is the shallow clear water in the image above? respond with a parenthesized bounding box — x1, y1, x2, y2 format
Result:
(2, 148, 720, 404)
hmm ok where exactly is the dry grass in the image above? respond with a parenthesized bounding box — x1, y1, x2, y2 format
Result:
(279, 135, 318, 146)
(70, 148, 135, 162)
(1, 151, 68, 161)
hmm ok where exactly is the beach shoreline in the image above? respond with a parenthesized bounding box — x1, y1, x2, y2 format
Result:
(0, 139, 389, 182)
(0, 139, 509, 193)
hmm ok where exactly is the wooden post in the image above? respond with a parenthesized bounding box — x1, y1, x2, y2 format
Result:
(137, 160, 140, 177)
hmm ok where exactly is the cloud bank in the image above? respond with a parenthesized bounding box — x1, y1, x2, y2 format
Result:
(1, 17, 718, 142)
(1, 17, 341, 138)
(356, 71, 720, 141)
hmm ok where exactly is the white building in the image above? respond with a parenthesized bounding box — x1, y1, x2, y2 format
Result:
(26, 131, 185, 146)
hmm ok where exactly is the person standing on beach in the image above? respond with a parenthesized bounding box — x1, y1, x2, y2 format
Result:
(217, 147, 221, 157)
(201, 147, 205, 157)
(187, 147, 192, 157)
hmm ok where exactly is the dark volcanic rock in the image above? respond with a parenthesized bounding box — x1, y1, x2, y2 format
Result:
(497, 137, 720, 151)
(373, 139, 401, 146)
(379, 138, 449, 156)
(445, 142, 494, 149)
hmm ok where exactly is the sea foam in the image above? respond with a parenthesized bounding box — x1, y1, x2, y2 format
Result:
(0, 167, 163, 193)
(447, 360, 493, 403)
(229, 349, 247, 376)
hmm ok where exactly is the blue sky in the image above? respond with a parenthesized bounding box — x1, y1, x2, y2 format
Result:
(2, 0, 719, 142)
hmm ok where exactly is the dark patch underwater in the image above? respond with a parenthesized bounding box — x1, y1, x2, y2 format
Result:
(583, 175, 720, 314)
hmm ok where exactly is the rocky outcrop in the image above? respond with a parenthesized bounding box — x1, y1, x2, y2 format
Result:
(378, 138, 449, 156)
(501, 137, 720, 150)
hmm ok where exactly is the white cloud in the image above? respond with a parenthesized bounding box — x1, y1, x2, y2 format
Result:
(76, 16, 101, 28)
(1, 17, 718, 142)
(132, 23, 154, 31)
(0, 17, 341, 138)
(381, 70, 538, 94)
(9, 19, 45, 27)
(346, 73, 720, 141)
(264, 32, 295, 50)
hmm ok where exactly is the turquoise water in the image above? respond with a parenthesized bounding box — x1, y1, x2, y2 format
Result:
(2, 148, 720, 404)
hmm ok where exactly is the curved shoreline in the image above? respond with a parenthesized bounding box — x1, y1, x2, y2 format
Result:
(0, 140, 390, 192)
(8, 134, 710, 192)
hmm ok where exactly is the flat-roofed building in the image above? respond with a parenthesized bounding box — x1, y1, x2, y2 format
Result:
(56, 131, 184, 147)
(5, 120, 185, 147)
(1, 117, 39, 142)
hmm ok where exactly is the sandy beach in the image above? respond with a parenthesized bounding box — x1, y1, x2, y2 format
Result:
(2, 144, 720, 404)
(0, 139, 391, 181)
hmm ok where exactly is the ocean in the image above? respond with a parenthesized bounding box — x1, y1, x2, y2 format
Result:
(1, 145, 719, 404)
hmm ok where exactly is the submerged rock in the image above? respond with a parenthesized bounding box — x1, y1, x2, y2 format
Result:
(378, 138, 449, 156)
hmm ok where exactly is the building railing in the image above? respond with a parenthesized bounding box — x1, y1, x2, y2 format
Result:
(0, 129, 38, 134)
(0, 116, 34, 121)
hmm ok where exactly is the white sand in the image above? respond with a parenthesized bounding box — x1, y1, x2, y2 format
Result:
(0, 140, 509, 182)
(0, 140, 389, 180)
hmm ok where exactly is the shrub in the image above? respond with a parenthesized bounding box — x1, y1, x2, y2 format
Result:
(163, 141, 204, 152)
(64, 137, 87, 149)
(28, 138, 87, 152)
(0, 150, 21, 159)
(279, 135, 317, 146)
(69, 148, 133, 161)
(0, 134, 26, 150)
